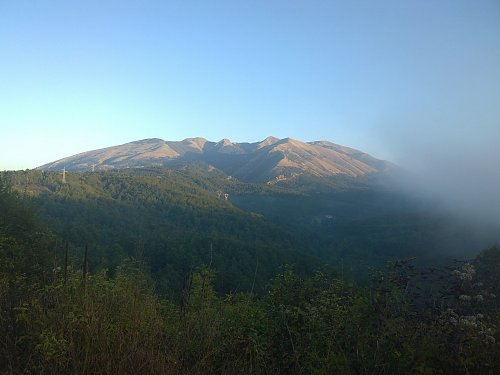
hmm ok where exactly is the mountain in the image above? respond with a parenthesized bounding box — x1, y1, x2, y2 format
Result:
(38, 136, 393, 185)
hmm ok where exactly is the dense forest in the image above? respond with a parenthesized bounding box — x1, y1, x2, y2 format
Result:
(1, 170, 499, 373)
(2, 167, 491, 286)
(1, 168, 321, 296)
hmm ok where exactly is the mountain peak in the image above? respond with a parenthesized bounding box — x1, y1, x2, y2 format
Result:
(211, 138, 246, 154)
(183, 137, 207, 143)
(217, 138, 233, 146)
(257, 136, 280, 148)
(274, 137, 305, 148)
(278, 137, 299, 144)
(181, 137, 208, 150)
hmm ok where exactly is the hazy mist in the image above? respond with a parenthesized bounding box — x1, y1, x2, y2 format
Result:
(380, 111, 500, 230)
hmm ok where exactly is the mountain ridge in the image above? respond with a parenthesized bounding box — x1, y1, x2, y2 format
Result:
(38, 136, 393, 184)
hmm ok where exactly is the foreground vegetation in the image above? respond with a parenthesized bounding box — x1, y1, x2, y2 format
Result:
(1, 176, 499, 374)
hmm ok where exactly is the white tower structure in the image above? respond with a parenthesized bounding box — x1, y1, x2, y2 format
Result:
(61, 167, 67, 183)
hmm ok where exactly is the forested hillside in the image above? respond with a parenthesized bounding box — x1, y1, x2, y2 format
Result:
(2, 167, 494, 290)
(1, 175, 499, 374)
(1, 168, 319, 295)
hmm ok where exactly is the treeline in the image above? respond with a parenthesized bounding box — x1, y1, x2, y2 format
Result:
(1, 177, 499, 374)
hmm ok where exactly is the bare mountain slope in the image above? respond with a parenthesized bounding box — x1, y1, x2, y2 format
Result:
(40, 139, 180, 171)
(38, 136, 392, 183)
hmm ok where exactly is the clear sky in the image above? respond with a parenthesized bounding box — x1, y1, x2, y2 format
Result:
(1, 0, 499, 171)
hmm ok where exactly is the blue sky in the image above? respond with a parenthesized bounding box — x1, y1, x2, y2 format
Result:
(1, 0, 499, 170)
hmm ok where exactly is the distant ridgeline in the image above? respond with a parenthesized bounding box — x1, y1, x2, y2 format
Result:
(1, 159, 492, 294)
(37, 136, 394, 187)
